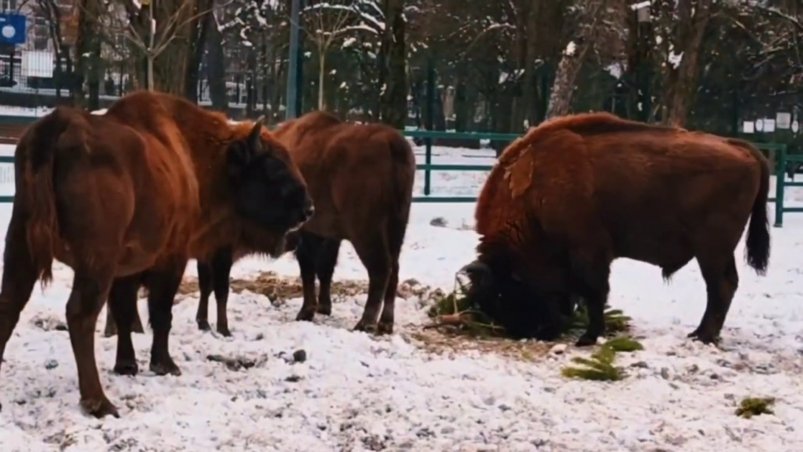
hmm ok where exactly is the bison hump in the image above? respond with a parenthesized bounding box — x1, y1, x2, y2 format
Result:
(503, 147, 535, 198)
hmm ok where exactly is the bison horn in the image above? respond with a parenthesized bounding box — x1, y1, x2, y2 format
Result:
(459, 259, 491, 279)
(248, 115, 267, 149)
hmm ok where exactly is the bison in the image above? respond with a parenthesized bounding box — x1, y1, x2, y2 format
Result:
(0, 90, 312, 418)
(194, 111, 416, 335)
(459, 112, 770, 346)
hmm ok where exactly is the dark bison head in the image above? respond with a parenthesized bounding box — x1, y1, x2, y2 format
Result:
(458, 259, 576, 340)
(226, 117, 314, 235)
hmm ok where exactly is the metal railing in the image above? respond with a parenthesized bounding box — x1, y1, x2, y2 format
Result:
(0, 116, 798, 227)
(404, 129, 517, 203)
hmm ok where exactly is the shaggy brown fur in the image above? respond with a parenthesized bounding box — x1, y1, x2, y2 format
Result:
(195, 111, 416, 335)
(464, 112, 770, 345)
(0, 90, 312, 418)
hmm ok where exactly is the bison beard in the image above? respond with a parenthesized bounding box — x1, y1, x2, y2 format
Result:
(460, 260, 576, 340)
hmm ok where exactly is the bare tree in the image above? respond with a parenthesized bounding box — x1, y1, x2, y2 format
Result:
(36, 0, 75, 100)
(545, 0, 607, 119)
(377, 0, 406, 127)
(85, 0, 226, 93)
(658, 0, 713, 126)
(301, 1, 361, 110)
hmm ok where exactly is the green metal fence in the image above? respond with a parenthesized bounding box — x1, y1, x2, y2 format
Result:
(405, 130, 517, 203)
(406, 131, 798, 228)
(0, 117, 799, 227)
(770, 144, 803, 227)
(0, 155, 12, 203)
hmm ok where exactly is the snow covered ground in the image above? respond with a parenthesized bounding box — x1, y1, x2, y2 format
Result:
(0, 144, 802, 451)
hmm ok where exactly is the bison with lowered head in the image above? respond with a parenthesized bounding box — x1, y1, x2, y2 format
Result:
(460, 112, 770, 346)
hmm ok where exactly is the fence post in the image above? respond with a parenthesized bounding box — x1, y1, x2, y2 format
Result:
(424, 58, 435, 196)
(774, 145, 786, 227)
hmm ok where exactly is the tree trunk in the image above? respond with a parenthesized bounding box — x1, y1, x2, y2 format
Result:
(454, 66, 468, 131)
(130, 0, 195, 95)
(206, 11, 228, 110)
(73, 0, 96, 107)
(87, 35, 101, 110)
(545, 0, 606, 119)
(662, 0, 713, 127)
(318, 50, 326, 110)
(147, 55, 155, 91)
(184, 0, 213, 101)
(378, 0, 407, 128)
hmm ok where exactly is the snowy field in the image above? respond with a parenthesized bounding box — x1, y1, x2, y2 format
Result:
(0, 144, 802, 451)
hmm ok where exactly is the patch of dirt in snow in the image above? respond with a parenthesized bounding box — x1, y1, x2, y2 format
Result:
(176, 271, 367, 305)
(175, 272, 552, 361)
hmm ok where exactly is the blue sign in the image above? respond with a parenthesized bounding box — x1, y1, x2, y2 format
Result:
(0, 14, 26, 46)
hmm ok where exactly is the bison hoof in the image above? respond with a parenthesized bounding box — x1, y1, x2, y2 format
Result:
(217, 325, 232, 337)
(353, 320, 378, 334)
(296, 308, 316, 322)
(197, 320, 211, 331)
(575, 333, 599, 347)
(113, 360, 139, 376)
(150, 359, 182, 377)
(81, 396, 120, 419)
(376, 321, 394, 335)
(316, 304, 332, 316)
(688, 330, 720, 345)
(535, 326, 562, 341)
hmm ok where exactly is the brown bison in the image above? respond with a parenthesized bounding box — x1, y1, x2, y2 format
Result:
(0, 90, 312, 418)
(459, 112, 770, 346)
(194, 111, 416, 335)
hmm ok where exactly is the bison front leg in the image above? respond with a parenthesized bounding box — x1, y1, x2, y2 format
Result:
(145, 258, 187, 376)
(108, 275, 142, 376)
(572, 256, 612, 347)
(315, 238, 341, 316)
(196, 260, 213, 332)
(211, 249, 233, 336)
(103, 299, 145, 337)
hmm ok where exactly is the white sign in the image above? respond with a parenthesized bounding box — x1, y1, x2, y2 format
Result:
(743, 121, 755, 134)
(0, 147, 14, 199)
(776, 112, 792, 130)
(764, 118, 776, 133)
(755, 119, 764, 132)
(21, 50, 54, 78)
(792, 121, 800, 134)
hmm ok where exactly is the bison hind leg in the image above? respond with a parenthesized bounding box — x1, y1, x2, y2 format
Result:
(196, 259, 213, 332)
(688, 255, 739, 345)
(351, 233, 392, 334)
(0, 210, 40, 368)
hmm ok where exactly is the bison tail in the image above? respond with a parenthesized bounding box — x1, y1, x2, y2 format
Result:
(23, 114, 68, 286)
(744, 142, 771, 275)
(386, 134, 416, 257)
